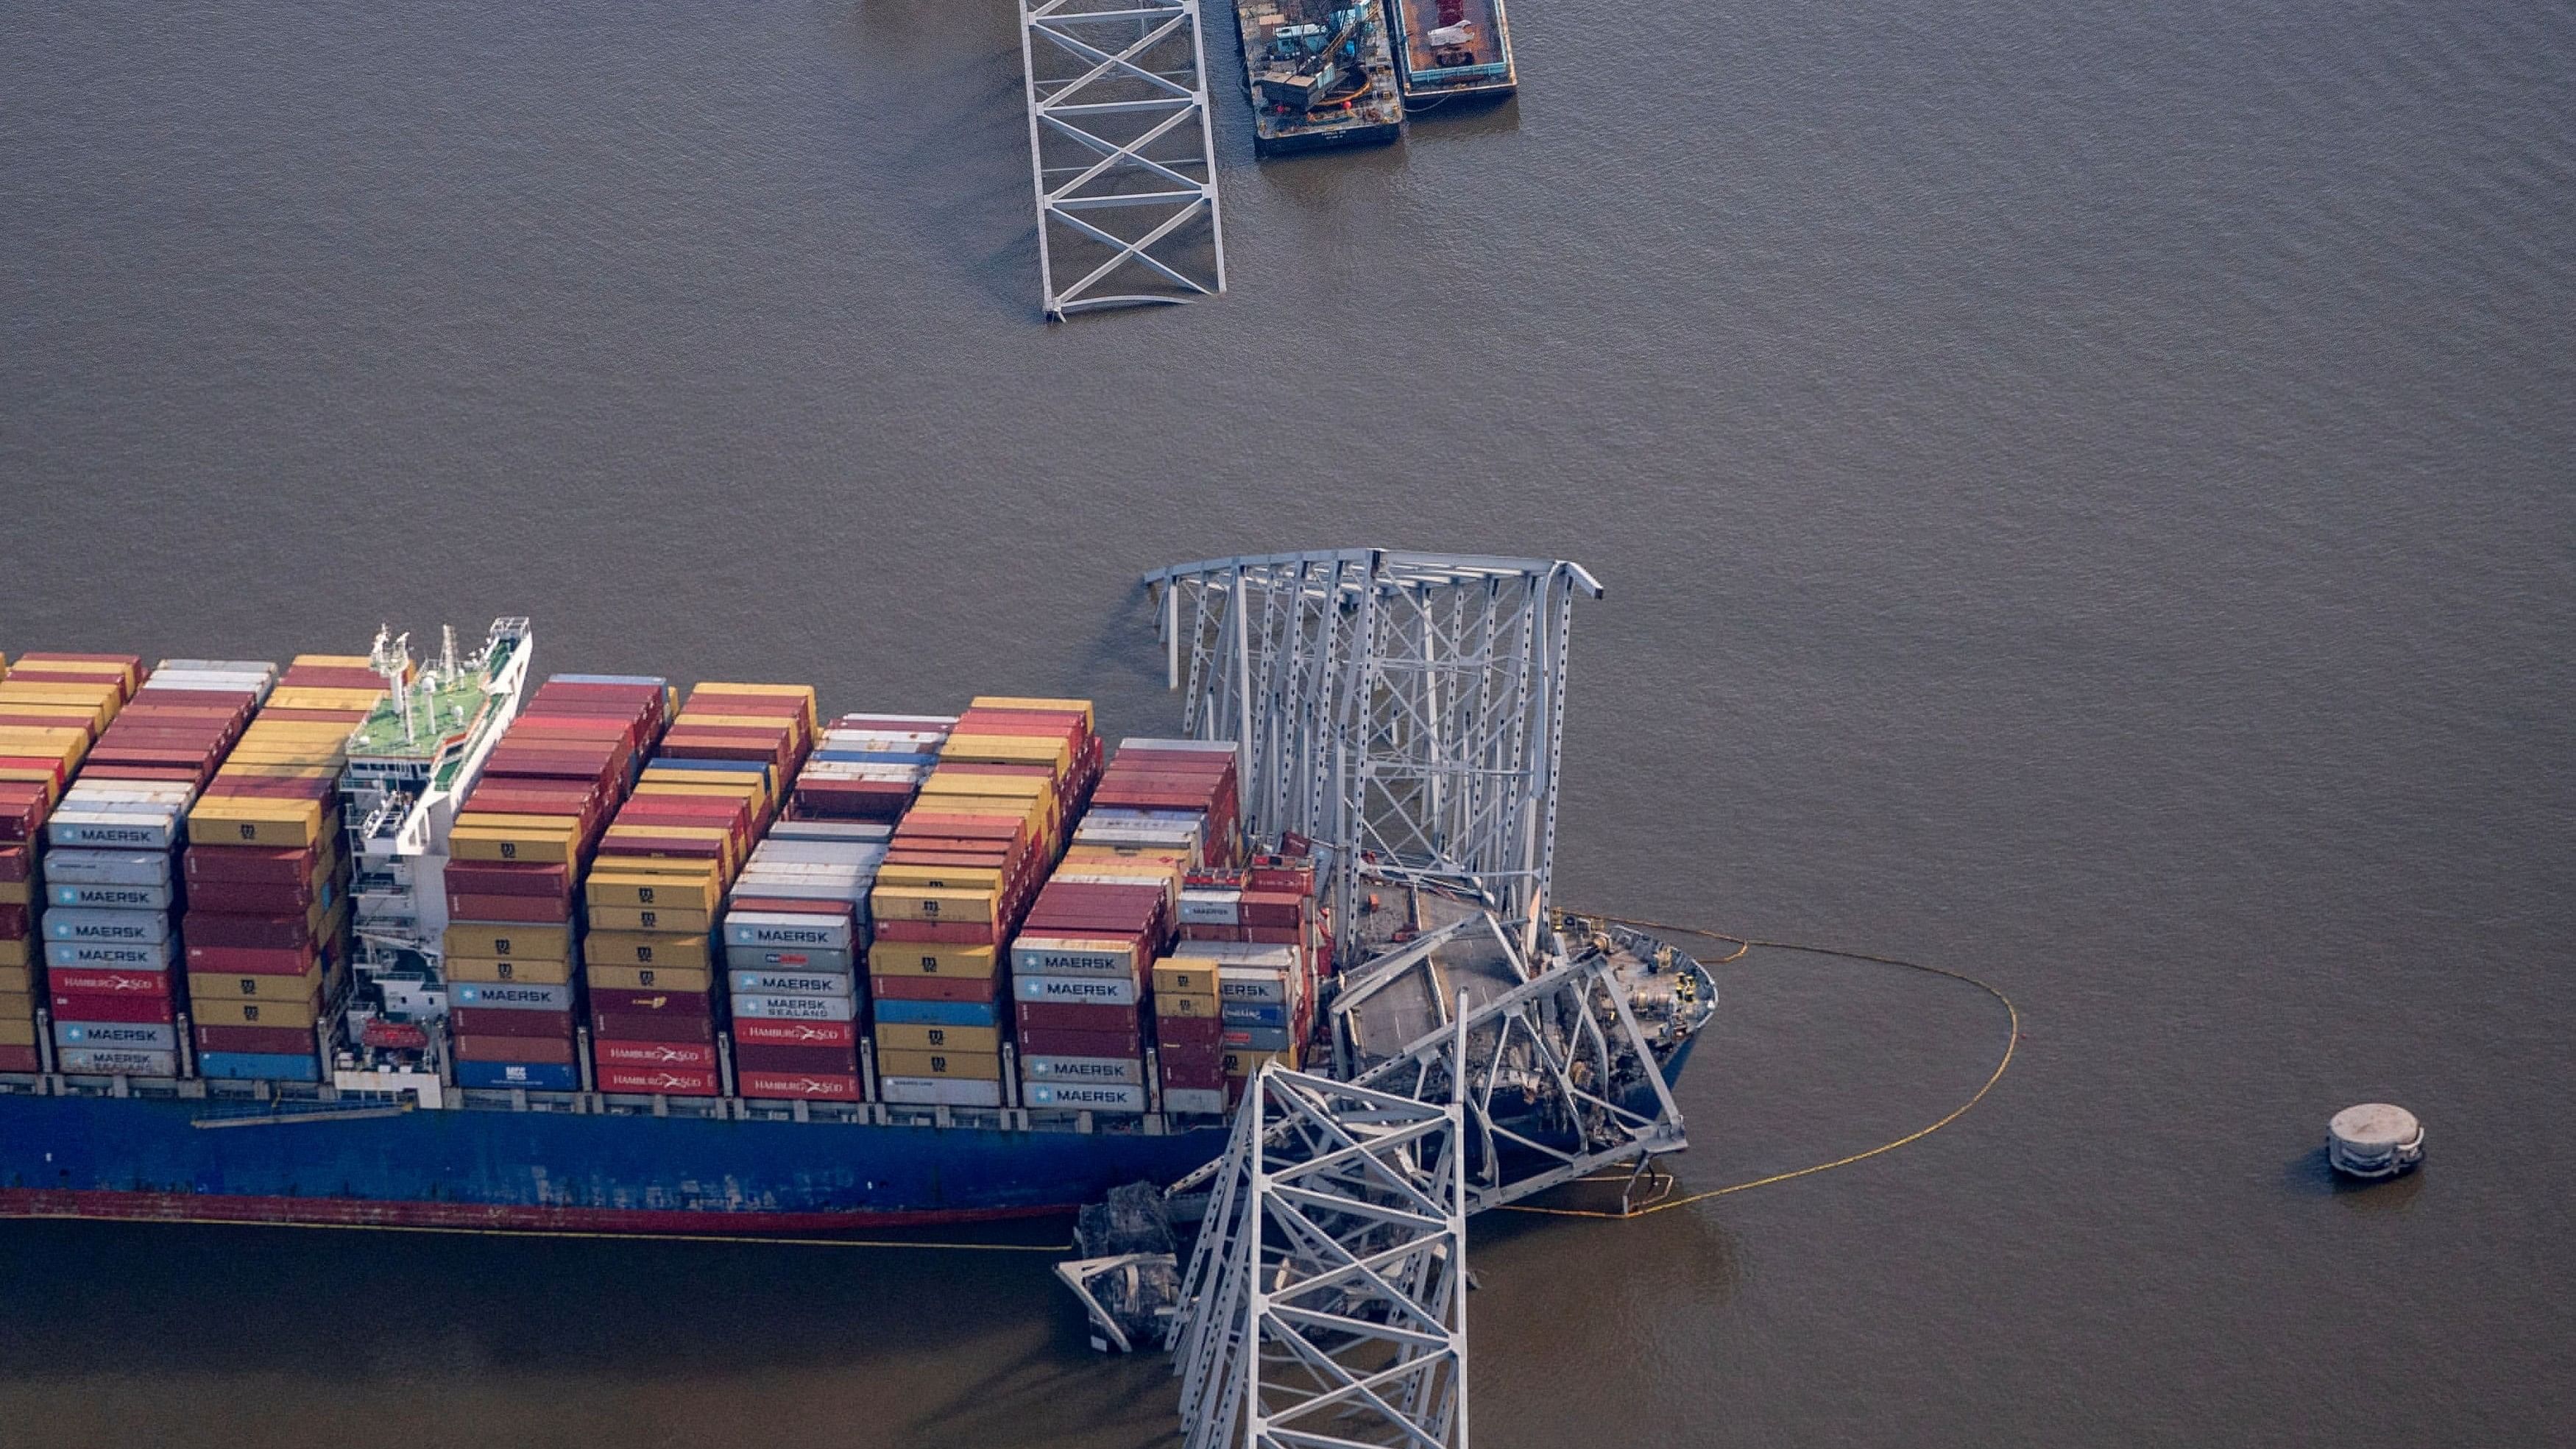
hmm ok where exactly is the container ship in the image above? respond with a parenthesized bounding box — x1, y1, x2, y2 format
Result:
(1384, 0, 1517, 104)
(0, 624, 1713, 1232)
(1233, 0, 1406, 155)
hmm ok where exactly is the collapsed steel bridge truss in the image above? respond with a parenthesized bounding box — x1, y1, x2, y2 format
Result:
(1019, 0, 1226, 318)
(1142, 550, 1604, 959)
(1173, 1058, 1471, 1449)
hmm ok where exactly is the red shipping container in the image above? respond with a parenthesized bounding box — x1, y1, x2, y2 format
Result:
(190, 877, 323, 913)
(732, 1041, 859, 1074)
(182, 908, 328, 951)
(1014, 1000, 1142, 1034)
(51, 991, 177, 1024)
(1153, 1013, 1224, 1047)
(590, 986, 712, 1018)
(444, 862, 574, 899)
(0, 904, 29, 937)
(597, 1064, 718, 1097)
(445, 892, 571, 924)
(183, 943, 317, 976)
(0, 845, 29, 883)
(1244, 924, 1303, 946)
(872, 919, 997, 946)
(594, 1038, 718, 1070)
(185, 843, 323, 887)
(0, 786, 47, 843)
(733, 1018, 858, 1049)
(739, 1070, 863, 1102)
(194, 1024, 314, 1055)
(450, 1006, 575, 1039)
(590, 1011, 715, 1044)
(1157, 1041, 1224, 1073)
(49, 968, 174, 996)
(1016, 1026, 1143, 1058)
(871, 974, 1000, 1003)
(453, 1033, 578, 1066)
(0, 1044, 40, 1073)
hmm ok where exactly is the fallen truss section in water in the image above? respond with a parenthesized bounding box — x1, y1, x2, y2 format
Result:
(1172, 1060, 1471, 1449)
(1142, 550, 1604, 960)
(1018, 0, 1226, 318)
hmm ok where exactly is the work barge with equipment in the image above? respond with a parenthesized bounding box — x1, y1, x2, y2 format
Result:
(0, 549, 1708, 1448)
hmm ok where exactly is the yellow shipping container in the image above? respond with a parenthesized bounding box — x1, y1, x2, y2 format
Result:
(874, 862, 1005, 893)
(874, 1022, 1000, 1054)
(444, 923, 573, 960)
(585, 930, 710, 969)
(0, 966, 29, 994)
(0, 1018, 34, 1046)
(584, 869, 721, 910)
(866, 942, 1000, 978)
(0, 693, 114, 731)
(447, 955, 575, 986)
(450, 826, 578, 864)
(877, 1047, 1002, 1081)
(586, 962, 712, 993)
(186, 964, 325, 1002)
(265, 687, 388, 709)
(0, 938, 25, 968)
(0, 988, 33, 1018)
(1222, 1049, 1290, 1078)
(194, 996, 322, 1030)
(0, 879, 30, 906)
(1151, 959, 1222, 996)
(938, 733, 1073, 771)
(188, 798, 325, 848)
(869, 885, 1001, 924)
(585, 902, 713, 934)
(1154, 991, 1220, 1020)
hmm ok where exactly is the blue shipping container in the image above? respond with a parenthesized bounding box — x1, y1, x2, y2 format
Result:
(875, 999, 1002, 1027)
(197, 1051, 322, 1083)
(455, 1060, 581, 1091)
(1222, 1001, 1290, 1028)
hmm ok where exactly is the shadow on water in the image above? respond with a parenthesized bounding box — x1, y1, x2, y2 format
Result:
(904, 1340, 1181, 1449)
(1402, 93, 1523, 141)
(2280, 1145, 2427, 1214)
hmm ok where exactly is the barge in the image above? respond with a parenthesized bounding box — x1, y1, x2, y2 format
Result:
(1233, 0, 1406, 155)
(1385, 0, 1517, 104)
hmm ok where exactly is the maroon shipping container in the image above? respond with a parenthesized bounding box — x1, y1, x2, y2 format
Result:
(739, 1070, 863, 1102)
(49, 968, 173, 996)
(596, 1064, 718, 1097)
(1014, 999, 1142, 1034)
(0, 787, 50, 843)
(453, 1033, 578, 1066)
(444, 862, 574, 899)
(871, 974, 1000, 1003)
(194, 1023, 314, 1055)
(732, 1041, 859, 1074)
(0, 845, 29, 883)
(184, 942, 317, 976)
(445, 892, 572, 924)
(590, 1011, 715, 1044)
(449, 1006, 575, 1039)
(732, 1018, 857, 1049)
(182, 908, 327, 951)
(1017, 1026, 1143, 1058)
(0, 1044, 40, 1074)
(0, 904, 32, 937)
(1153, 1013, 1224, 1047)
(872, 919, 998, 946)
(1157, 1041, 1225, 1073)
(52, 991, 177, 1024)
(185, 843, 324, 887)
(589, 986, 713, 1018)
(189, 877, 322, 913)
(595, 1038, 718, 1069)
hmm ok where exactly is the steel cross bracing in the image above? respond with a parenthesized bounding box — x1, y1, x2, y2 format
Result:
(1172, 1052, 1471, 1449)
(1019, 0, 1225, 318)
(1141, 550, 1604, 962)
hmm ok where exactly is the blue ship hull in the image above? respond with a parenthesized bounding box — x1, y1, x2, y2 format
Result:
(0, 1091, 1231, 1233)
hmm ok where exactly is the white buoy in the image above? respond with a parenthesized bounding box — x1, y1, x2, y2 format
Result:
(2327, 1103, 2424, 1179)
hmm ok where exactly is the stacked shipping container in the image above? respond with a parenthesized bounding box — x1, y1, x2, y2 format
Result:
(790, 715, 952, 823)
(447, 675, 669, 1091)
(183, 656, 380, 1082)
(56, 661, 275, 1079)
(4, 655, 141, 1074)
(723, 820, 885, 1101)
(869, 699, 1100, 1108)
(583, 682, 813, 1098)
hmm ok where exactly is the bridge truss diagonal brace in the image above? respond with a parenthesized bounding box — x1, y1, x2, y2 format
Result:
(1019, 0, 1226, 319)
(1173, 1052, 1471, 1449)
(1142, 550, 1605, 961)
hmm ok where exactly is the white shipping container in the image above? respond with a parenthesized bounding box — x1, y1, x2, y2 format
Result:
(58, 1046, 179, 1076)
(1162, 1086, 1228, 1115)
(880, 1075, 1004, 1108)
(1013, 974, 1139, 1006)
(732, 992, 859, 1021)
(1025, 1081, 1147, 1113)
(41, 849, 174, 887)
(1019, 1053, 1144, 1085)
(46, 882, 174, 912)
(43, 907, 172, 944)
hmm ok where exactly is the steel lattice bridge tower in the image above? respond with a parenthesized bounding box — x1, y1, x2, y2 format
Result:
(1142, 550, 1605, 963)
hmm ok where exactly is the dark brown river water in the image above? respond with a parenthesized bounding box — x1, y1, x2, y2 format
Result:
(3, 0, 2570, 1445)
